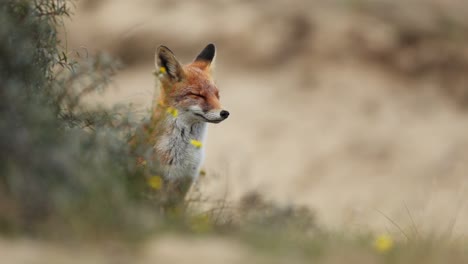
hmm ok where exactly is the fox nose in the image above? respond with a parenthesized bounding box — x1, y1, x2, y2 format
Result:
(220, 110, 230, 119)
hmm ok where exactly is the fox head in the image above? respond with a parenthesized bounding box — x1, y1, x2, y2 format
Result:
(155, 44, 229, 124)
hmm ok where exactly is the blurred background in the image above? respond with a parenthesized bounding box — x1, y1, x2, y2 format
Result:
(63, 0, 468, 235)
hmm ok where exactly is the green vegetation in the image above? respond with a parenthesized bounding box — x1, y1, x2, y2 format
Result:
(0, 1, 467, 263)
(0, 0, 149, 237)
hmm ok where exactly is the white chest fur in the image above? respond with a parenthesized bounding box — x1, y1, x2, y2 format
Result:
(155, 116, 207, 180)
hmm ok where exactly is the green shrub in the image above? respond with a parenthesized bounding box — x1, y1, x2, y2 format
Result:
(0, 0, 155, 238)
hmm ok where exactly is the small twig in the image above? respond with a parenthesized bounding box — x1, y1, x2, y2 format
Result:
(404, 201, 420, 239)
(375, 208, 410, 241)
(445, 180, 467, 240)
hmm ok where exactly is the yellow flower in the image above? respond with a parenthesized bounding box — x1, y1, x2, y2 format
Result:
(147, 176, 163, 190)
(190, 214, 212, 233)
(166, 107, 178, 118)
(154, 67, 167, 77)
(374, 234, 394, 253)
(190, 139, 203, 148)
(199, 169, 206, 177)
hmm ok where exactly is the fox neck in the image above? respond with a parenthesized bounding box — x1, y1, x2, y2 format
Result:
(148, 100, 207, 179)
(150, 100, 207, 142)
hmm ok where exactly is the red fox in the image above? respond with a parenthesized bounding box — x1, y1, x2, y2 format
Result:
(130, 44, 229, 201)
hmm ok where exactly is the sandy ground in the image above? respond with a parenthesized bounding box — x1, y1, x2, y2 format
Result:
(58, 0, 468, 236)
(0, 236, 265, 264)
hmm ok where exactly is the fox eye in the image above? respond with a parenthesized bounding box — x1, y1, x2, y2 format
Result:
(188, 92, 204, 99)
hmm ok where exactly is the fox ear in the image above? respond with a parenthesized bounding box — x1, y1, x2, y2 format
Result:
(194, 43, 216, 70)
(156, 45, 184, 81)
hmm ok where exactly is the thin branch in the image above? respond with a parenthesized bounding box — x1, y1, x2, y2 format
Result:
(375, 208, 410, 241)
(404, 201, 420, 239)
